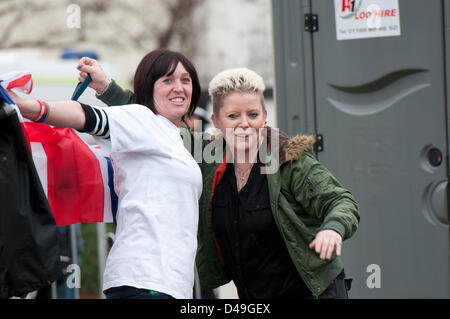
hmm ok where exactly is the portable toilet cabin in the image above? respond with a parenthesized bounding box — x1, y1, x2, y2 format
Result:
(272, 0, 450, 298)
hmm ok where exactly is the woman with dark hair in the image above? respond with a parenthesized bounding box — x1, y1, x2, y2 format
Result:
(8, 49, 203, 299)
(132, 49, 201, 119)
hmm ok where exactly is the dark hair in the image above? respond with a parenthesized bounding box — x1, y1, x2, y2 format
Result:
(133, 49, 201, 117)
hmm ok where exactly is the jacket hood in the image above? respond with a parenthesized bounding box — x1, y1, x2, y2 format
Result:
(266, 127, 315, 164)
(207, 126, 316, 164)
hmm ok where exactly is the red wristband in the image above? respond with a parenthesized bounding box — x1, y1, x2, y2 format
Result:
(33, 100, 48, 122)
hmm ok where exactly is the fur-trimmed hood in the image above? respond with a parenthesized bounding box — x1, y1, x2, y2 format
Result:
(265, 127, 316, 164)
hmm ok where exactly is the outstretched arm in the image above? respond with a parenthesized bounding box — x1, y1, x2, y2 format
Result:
(290, 151, 360, 261)
(8, 91, 86, 130)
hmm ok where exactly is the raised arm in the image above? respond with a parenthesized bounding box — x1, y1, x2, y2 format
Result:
(8, 90, 86, 130)
(78, 57, 134, 106)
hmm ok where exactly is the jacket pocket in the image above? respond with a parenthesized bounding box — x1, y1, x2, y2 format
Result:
(306, 176, 322, 199)
(245, 202, 272, 213)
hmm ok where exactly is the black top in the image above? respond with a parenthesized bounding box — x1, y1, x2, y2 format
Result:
(211, 159, 311, 299)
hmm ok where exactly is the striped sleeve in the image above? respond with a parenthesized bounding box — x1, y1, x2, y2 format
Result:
(79, 103, 110, 139)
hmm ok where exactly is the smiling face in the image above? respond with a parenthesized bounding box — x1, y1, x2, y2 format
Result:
(153, 62, 193, 127)
(212, 91, 267, 160)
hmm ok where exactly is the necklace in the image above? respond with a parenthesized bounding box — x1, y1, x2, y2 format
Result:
(235, 164, 254, 182)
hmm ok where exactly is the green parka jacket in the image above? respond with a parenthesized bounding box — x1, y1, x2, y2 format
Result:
(97, 79, 360, 297)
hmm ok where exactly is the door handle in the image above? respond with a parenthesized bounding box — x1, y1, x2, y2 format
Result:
(423, 180, 449, 227)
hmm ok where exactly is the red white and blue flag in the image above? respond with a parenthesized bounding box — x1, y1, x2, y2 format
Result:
(0, 71, 117, 225)
(0, 71, 33, 94)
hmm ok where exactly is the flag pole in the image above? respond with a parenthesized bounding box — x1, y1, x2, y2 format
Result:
(70, 224, 80, 299)
(96, 223, 107, 299)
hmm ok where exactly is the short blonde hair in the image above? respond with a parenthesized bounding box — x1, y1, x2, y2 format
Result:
(208, 68, 266, 115)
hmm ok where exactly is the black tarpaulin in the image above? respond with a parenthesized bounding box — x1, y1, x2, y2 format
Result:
(0, 100, 61, 298)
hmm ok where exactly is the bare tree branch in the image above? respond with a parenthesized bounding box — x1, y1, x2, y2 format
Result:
(0, 0, 203, 59)
(158, 0, 201, 49)
(0, 11, 25, 46)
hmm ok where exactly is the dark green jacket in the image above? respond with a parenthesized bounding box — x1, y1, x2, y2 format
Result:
(97, 80, 360, 297)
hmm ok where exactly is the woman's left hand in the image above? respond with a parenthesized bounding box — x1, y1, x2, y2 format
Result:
(309, 229, 342, 260)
